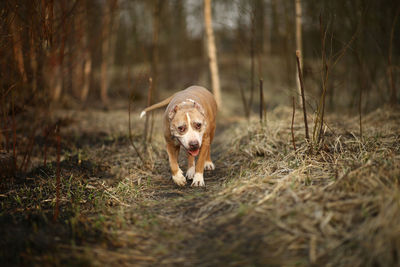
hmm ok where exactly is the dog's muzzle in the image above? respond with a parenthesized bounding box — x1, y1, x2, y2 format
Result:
(188, 140, 200, 156)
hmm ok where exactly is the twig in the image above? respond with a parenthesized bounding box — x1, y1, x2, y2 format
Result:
(291, 97, 297, 152)
(359, 82, 363, 140)
(1, 85, 12, 152)
(43, 128, 48, 166)
(296, 50, 309, 142)
(143, 77, 153, 147)
(128, 80, 147, 168)
(355, 52, 366, 141)
(53, 124, 61, 222)
(11, 89, 17, 170)
(317, 15, 328, 145)
(259, 79, 264, 123)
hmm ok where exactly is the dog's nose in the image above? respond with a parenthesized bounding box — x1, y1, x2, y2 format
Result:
(189, 140, 199, 150)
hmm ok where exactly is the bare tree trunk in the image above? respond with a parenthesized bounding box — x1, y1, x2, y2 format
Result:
(204, 0, 221, 107)
(29, 26, 37, 94)
(283, 1, 293, 87)
(295, 0, 303, 103)
(109, 2, 120, 73)
(150, 0, 160, 98)
(254, 0, 264, 54)
(388, 7, 399, 107)
(144, 0, 162, 145)
(43, 0, 63, 102)
(53, 0, 67, 101)
(80, 1, 92, 102)
(80, 0, 91, 102)
(10, 19, 27, 83)
(270, 0, 281, 54)
(100, 0, 118, 107)
(81, 50, 92, 102)
(67, 9, 77, 98)
(100, 4, 111, 106)
(249, 2, 256, 118)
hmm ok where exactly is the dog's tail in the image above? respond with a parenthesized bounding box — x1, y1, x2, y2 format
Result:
(140, 94, 175, 118)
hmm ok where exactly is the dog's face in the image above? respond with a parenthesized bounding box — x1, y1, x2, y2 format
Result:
(169, 101, 207, 157)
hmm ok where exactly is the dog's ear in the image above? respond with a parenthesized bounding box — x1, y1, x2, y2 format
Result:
(168, 105, 179, 120)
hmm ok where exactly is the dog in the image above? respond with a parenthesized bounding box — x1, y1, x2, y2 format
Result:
(140, 86, 217, 187)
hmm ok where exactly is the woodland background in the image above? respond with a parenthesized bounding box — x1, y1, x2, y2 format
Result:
(1, 0, 399, 115)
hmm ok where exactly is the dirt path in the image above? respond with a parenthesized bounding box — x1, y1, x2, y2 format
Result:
(47, 107, 242, 266)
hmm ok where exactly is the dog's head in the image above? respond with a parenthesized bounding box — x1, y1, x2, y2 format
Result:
(168, 100, 207, 157)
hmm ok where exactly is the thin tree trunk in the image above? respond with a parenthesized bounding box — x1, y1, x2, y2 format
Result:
(283, 1, 292, 87)
(53, 0, 67, 101)
(144, 0, 162, 145)
(270, 0, 279, 54)
(295, 0, 303, 103)
(259, 79, 265, 123)
(79, 1, 91, 102)
(100, 4, 110, 106)
(150, 0, 160, 101)
(291, 96, 297, 151)
(81, 51, 92, 102)
(100, 0, 118, 107)
(204, 0, 221, 107)
(249, 3, 256, 117)
(254, 0, 264, 54)
(29, 25, 37, 94)
(388, 7, 399, 107)
(11, 19, 27, 83)
(109, 2, 120, 73)
(296, 50, 309, 142)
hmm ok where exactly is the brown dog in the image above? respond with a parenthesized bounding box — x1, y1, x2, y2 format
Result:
(140, 86, 217, 187)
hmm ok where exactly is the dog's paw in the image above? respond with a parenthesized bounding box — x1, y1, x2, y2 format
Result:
(204, 161, 215, 171)
(191, 173, 205, 187)
(172, 169, 187, 187)
(186, 166, 195, 180)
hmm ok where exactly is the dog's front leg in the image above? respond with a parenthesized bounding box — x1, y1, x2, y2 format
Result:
(191, 136, 210, 187)
(167, 142, 186, 186)
(186, 155, 195, 180)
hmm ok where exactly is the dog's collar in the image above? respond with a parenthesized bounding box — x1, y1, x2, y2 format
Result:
(168, 100, 205, 122)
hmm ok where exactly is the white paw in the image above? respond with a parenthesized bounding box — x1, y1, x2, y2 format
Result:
(191, 173, 205, 187)
(186, 166, 195, 180)
(204, 161, 215, 171)
(172, 169, 187, 186)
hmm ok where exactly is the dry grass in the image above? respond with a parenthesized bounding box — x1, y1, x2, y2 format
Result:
(182, 105, 400, 266)
(1, 100, 399, 266)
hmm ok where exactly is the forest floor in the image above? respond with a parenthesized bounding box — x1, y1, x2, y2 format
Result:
(1, 94, 400, 266)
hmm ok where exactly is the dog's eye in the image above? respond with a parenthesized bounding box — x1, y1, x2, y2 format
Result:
(177, 126, 186, 133)
(195, 122, 202, 130)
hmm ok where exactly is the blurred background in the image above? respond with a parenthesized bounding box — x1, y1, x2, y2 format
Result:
(1, 0, 399, 115)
